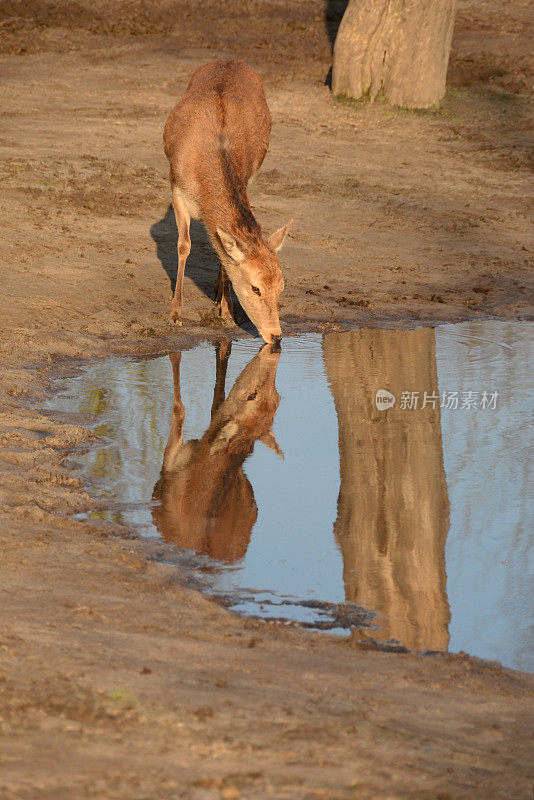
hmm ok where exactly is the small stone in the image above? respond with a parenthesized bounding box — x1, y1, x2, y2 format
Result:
(221, 787, 241, 800)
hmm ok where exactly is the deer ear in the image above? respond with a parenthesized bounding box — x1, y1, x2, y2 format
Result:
(259, 431, 284, 459)
(217, 228, 246, 263)
(268, 220, 293, 252)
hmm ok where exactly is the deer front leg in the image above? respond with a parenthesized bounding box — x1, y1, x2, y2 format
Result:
(161, 352, 186, 471)
(211, 339, 232, 418)
(170, 188, 191, 325)
(215, 266, 233, 321)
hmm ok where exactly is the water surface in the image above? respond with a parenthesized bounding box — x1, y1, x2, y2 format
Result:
(45, 321, 534, 671)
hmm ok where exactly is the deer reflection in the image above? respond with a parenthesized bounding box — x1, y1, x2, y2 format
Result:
(324, 329, 450, 652)
(152, 341, 281, 563)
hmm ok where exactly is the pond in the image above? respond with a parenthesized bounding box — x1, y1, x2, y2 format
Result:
(45, 321, 534, 672)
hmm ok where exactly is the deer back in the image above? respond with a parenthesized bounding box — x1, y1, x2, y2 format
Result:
(163, 60, 271, 207)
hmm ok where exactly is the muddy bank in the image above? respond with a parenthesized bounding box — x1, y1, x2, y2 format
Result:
(0, 1, 533, 797)
(1, 352, 533, 800)
(0, 0, 533, 369)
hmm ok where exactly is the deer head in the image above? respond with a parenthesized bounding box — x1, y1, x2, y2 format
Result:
(217, 221, 292, 344)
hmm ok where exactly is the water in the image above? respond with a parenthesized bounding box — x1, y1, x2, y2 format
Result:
(45, 321, 534, 672)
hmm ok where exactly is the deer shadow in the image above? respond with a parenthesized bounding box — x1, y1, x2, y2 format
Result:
(150, 204, 254, 333)
(323, 0, 348, 87)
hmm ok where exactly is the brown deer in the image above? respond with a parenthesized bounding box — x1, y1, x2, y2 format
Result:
(151, 341, 282, 563)
(163, 59, 292, 343)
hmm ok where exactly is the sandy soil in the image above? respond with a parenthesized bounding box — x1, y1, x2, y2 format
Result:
(0, 1, 533, 798)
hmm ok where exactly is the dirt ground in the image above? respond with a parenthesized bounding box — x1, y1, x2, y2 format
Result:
(0, 1, 533, 798)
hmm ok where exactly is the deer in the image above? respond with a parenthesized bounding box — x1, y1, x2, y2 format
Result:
(151, 341, 282, 563)
(163, 59, 292, 344)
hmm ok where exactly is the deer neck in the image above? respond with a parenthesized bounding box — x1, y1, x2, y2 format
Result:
(200, 147, 262, 255)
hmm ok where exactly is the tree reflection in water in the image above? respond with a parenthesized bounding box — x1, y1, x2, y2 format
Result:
(324, 328, 450, 651)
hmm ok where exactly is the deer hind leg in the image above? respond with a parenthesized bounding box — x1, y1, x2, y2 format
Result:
(170, 188, 191, 325)
(215, 266, 233, 321)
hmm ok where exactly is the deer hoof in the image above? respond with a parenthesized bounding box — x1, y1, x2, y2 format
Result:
(219, 305, 234, 322)
(169, 310, 183, 326)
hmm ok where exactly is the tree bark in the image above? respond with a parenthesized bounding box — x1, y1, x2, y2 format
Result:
(332, 0, 457, 108)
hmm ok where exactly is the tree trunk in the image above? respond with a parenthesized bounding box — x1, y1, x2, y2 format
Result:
(332, 0, 457, 108)
(323, 328, 450, 651)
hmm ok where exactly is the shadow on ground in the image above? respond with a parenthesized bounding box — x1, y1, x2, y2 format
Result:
(323, 0, 348, 86)
(150, 204, 219, 299)
(150, 204, 255, 333)
(324, 0, 348, 50)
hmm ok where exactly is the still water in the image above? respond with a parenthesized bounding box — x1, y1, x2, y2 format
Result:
(46, 322, 534, 672)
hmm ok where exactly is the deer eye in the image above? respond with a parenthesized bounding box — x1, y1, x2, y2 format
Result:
(251, 285, 261, 296)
